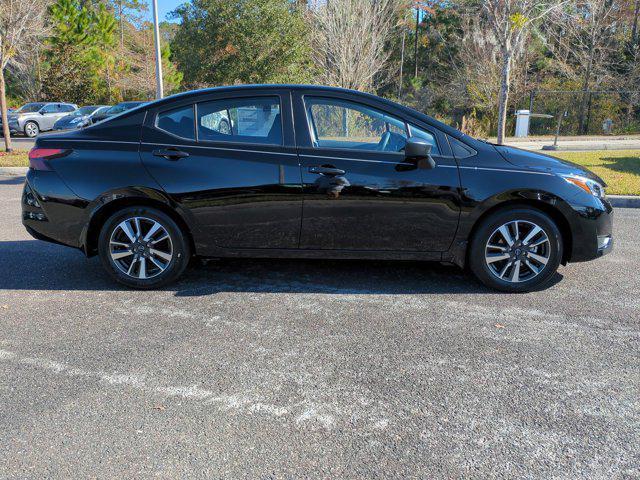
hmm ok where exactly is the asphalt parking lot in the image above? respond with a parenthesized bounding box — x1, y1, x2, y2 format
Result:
(0, 174, 638, 479)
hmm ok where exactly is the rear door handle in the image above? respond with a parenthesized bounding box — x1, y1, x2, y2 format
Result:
(308, 165, 345, 176)
(152, 148, 189, 160)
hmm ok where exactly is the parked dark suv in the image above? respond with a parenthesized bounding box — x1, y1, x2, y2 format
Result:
(22, 85, 613, 291)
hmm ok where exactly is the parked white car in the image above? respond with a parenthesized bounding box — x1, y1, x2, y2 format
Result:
(1, 102, 78, 137)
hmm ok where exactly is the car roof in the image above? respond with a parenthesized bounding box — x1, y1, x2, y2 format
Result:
(147, 84, 465, 140)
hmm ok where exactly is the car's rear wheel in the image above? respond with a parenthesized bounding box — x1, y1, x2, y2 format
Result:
(98, 207, 190, 289)
(469, 208, 563, 292)
(24, 121, 39, 138)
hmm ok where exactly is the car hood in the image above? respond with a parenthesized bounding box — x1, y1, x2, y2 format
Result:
(495, 145, 606, 186)
(92, 113, 113, 121)
(56, 115, 87, 124)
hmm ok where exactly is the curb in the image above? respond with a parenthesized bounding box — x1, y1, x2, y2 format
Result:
(608, 195, 640, 208)
(1, 166, 638, 207)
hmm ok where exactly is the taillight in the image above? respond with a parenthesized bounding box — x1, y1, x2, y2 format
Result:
(28, 148, 71, 171)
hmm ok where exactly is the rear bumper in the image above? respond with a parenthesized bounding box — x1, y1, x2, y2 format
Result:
(21, 169, 88, 251)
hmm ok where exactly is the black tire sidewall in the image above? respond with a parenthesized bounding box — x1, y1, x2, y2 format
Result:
(469, 208, 563, 292)
(98, 206, 190, 289)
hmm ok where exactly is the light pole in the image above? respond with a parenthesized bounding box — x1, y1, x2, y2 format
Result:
(151, 0, 164, 99)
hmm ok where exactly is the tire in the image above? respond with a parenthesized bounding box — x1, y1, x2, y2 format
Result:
(24, 121, 39, 138)
(98, 206, 191, 289)
(468, 208, 563, 292)
(218, 119, 231, 135)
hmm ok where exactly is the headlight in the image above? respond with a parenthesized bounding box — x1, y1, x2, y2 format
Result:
(561, 175, 606, 198)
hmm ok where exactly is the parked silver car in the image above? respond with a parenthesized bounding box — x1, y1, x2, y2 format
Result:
(53, 105, 110, 131)
(2, 102, 78, 137)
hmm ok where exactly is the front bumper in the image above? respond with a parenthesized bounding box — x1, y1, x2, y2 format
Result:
(566, 196, 614, 262)
(0, 121, 20, 134)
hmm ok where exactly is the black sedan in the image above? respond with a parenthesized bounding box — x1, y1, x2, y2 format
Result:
(22, 85, 613, 291)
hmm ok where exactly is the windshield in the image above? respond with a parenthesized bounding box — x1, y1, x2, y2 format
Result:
(70, 106, 98, 116)
(16, 103, 45, 113)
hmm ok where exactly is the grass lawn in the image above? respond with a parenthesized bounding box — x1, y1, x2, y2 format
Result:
(553, 150, 640, 195)
(1, 148, 638, 195)
(0, 150, 29, 167)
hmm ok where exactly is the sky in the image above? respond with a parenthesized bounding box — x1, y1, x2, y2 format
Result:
(154, 0, 185, 22)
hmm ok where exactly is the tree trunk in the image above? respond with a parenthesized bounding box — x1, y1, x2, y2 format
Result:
(578, 33, 595, 135)
(0, 68, 13, 153)
(414, 8, 419, 79)
(496, 49, 512, 145)
(398, 29, 405, 98)
(632, 0, 639, 46)
(119, 0, 124, 48)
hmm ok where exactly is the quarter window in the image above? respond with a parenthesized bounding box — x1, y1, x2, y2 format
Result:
(156, 105, 195, 140)
(305, 97, 408, 152)
(197, 97, 282, 145)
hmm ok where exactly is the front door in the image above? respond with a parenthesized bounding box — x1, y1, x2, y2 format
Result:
(139, 91, 303, 253)
(39, 104, 63, 130)
(292, 92, 461, 252)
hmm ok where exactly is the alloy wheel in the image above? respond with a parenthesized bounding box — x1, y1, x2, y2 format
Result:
(484, 220, 550, 283)
(109, 216, 173, 280)
(24, 122, 39, 137)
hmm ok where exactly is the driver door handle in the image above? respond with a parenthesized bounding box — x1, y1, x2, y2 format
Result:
(152, 148, 190, 161)
(308, 165, 346, 176)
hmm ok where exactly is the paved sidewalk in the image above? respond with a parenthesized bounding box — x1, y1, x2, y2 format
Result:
(500, 135, 640, 152)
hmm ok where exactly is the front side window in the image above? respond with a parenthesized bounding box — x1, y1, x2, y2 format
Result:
(305, 97, 408, 153)
(156, 105, 195, 140)
(197, 97, 281, 145)
(408, 124, 440, 155)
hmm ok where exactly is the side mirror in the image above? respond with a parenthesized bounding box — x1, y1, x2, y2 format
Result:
(404, 138, 436, 169)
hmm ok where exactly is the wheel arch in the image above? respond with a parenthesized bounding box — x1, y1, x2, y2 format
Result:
(82, 192, 196, 258)
(23, 119, 40, 133)
(447, 190, 575, 268)
(465, 198, 573, 267)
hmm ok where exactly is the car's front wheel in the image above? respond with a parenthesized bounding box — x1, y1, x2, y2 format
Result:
(24, 121, 39, 138)
(469, 208, 563, 292)
(98, 206, 191, 289)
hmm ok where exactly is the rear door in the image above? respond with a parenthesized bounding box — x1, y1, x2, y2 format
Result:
(139, 90, 303, 253)
(292, 90, 461, 252)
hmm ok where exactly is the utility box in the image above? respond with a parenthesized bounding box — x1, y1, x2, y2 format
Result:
(515, 110, 530, 137)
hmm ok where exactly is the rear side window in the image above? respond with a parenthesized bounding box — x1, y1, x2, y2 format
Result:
(197, 97, 281, 145)
(61, 105, 76, 112)
(156, 105, 195, 140)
